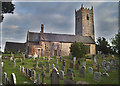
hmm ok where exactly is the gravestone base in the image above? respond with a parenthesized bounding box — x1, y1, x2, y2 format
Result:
(76, 81, 89, 84)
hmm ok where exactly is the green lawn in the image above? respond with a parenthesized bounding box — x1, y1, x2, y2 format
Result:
(2, 54, 119, 84)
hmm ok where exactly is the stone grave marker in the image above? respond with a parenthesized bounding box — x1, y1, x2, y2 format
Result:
(60, 56, 62, 62)
(36, 74, 40, 84)
(55, 65, 59, 70)
(10, 73, 16, 85)
(18, 65, 21, 72)
(59, 70, 64, 80)
(41, 66, 44, 72)
(13, 59, 16, 67)
(66, 69, 74, 80)
(52, 64, 55, 69)
(25, 68, 28, 76)
(28, 69, 32, 78)
(3, 72, 7, 85)
(102, 60, 107, 67)
(41, 70, 46, 84)
(70, 62, 74, 68)
(77, 60, 80, 65)
(61, 66, 65, 71)
(50, 67, 60, 84)
(82, 62, 86, 67)
(56, 59, 58, 64)
(32, 70, 36, 81)
(79, 66, 85, 78)
(21, 66, 24, 73)
(46, 63, 50, 73)
(63, 60, 66, 66)
(94, 72, 101, 82)
(88, 67, 93, 74)
(75, 63, 79, 70)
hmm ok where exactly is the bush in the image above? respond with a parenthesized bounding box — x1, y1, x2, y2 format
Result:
(70, 41, 88, 59)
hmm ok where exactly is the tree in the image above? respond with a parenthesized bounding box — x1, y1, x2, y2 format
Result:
(70, 41, 88, 58)
(111, 33, 120, 56)
(96, 37, 112, 54)
(0, 1, 15, 23)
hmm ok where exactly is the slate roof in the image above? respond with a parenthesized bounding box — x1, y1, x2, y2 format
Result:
(4, 42, 26, 52)
(28, 32, 95, 44)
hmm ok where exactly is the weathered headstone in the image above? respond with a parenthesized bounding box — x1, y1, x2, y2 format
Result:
(21, 66, 24, 73)
(13, 59, 16, 67)
(56, 59, 58, 64)
(79, 66, 85, 78)
(32, 70, 36, 81)
(51, 67, 60, 84)
(75, 63, 79, 70)
(102, 60, 107, 67)
(59, 70, 64, 80)
(36, 74, 40, 84)
(60, 56, 62, 62)
(28, 69, 32, 78)
(3, 72, 7, 85)
(52, 64, 54, 69)
(94, 72, 101, 82)
(41, 71, 46, 84)
(46, 63, 50, 73)
(82, 62, 86, 67)
(25, 68, 28, 76)
(55, 65, 59, 70)
(10, 73, 16, 85)
(66, 69, 74, 80)
(61, 66, 65, 71)
(41, 66, 44, 72)
(70, 62, 74, 68)
(19, 66, 21, 72)
(88, 67, 93, 74)
(77, 60, 80, 65)
(63, 60, 66, 66)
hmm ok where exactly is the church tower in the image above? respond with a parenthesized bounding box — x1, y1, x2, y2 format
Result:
(75, 4, 95, 40)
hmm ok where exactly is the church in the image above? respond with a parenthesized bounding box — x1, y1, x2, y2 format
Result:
(4, 5, 96, 57)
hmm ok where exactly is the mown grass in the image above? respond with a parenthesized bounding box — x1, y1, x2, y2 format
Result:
(2, 54, 119, 84)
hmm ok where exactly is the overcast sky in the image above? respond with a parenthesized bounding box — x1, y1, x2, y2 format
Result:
(1, 1, 119, 51)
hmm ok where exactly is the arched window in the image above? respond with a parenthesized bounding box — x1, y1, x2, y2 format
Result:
(87, 14, 89, 20)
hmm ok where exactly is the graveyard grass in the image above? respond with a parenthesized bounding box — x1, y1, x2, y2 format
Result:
(2, 54, 119, 84)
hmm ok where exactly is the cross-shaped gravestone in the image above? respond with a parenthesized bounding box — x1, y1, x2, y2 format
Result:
(41, 71, 46, 84)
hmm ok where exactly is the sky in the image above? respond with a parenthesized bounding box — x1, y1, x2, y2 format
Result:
(1, 1, 119, 52)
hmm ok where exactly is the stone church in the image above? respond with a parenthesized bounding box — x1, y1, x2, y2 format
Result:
(4, 5, 96, 57)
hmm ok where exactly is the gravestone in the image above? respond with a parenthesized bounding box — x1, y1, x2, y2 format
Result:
(59, 70, 64, 80)
(10, 73, 16, 85)
(73, 57, 76, 64)
(21, 66, 24, 73)
(52, 64, 55, 69)
(94, 72, 101, 82)
(78, 60, 80, 65)
(18, 66, 21, 72)
(105, 63, 111, 72)
(75, 63, 79, 70)
(28, 69, 32, 78)
(79, 66, 85, 78)
(25, 68, 28, 76)
(10, 56, 13, 61)
(56, 59, 58, 64)
(36, 74, 40, 84)
(66, 69, 74, 80)
(82, 62, 86, 67)
(88, 67, 93, 74)
(55, 65, 59, 70)
(3, 72, 7, 85)
(41, 66, 44, 72)
(60, 56, 62, 62)
(70, 62, 74, 68)
(46, 63, 50, 73)
(62, 66, 65, 71)
(13, 59, 16, 67)
(63, 60, 66, 66)
(32, 70, 36, 81)
(51, 67, 60, 84)
(93, 62, 98, 71)
(41, 71, 46, 84)
(102, 60, 107, 67)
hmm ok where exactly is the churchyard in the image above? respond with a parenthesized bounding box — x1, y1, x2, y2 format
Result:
(1, 53, 119, 85)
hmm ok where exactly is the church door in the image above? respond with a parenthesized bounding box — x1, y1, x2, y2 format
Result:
(54, 50, 57, 56)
